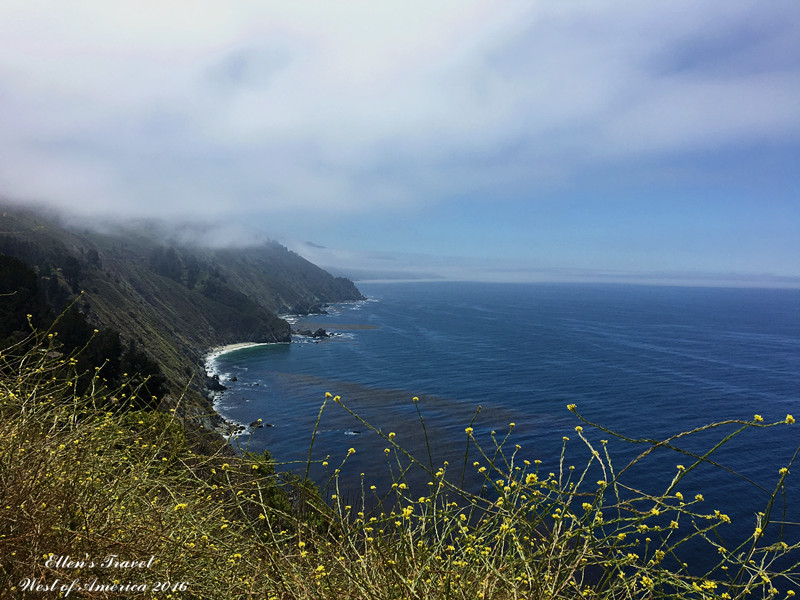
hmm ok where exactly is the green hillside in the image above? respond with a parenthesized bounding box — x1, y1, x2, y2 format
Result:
(0, 203, 363, 431)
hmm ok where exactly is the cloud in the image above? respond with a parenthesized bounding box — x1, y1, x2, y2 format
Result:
(0, 0, 798, 219)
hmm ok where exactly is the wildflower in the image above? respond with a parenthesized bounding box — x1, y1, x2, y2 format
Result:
(388, 432, 396, 439)
(567, 403, 576, 411)
(754, 527, 763, 538)
(695, 494, 704, 502)
(174, 503, 188, 511)
(780, 467, 789, 475)
(754, 414, 764, 422)
(787, 414, 795, 424)
(465, 427, 474, 435)
(509, 422, 515, 428)
(575, 425, 583, 433)
(325, 392, 332, 398)
(676, 464, 685, 471)
(347, 447, 355, 455)
(413, 396, 419, 403)
(563, 436, 570, 441)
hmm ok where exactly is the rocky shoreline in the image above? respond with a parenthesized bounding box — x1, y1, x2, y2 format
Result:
(201, 308, 364, 440)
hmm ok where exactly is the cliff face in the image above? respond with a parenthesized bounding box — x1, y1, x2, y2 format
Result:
(0, 204, 363, 402)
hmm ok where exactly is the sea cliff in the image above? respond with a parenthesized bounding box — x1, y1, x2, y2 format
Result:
(0, 203, 363, 436)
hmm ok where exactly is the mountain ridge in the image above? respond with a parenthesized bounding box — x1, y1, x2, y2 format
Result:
(0, 203, 364, 433)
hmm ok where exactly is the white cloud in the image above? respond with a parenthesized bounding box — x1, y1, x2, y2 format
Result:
(0, 0, 798, 218)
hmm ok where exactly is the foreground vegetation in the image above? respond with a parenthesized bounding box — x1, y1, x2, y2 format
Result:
(1, 329, 799, 599)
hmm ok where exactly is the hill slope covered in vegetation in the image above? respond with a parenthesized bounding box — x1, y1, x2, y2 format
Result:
(0, 203, 363, 429)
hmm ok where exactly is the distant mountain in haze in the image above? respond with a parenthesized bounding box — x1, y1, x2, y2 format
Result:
(0, 204, 364, 429)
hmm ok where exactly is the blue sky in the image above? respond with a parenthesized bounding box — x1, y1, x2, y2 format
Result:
(1, 1, 798, 284)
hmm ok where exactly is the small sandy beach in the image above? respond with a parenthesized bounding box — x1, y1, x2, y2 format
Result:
(208, 341, 270, 357)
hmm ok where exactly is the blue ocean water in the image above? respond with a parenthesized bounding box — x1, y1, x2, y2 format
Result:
(210, 281, 800, 554)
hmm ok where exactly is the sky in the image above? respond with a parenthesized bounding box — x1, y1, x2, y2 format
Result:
(1, 1, 799, 285)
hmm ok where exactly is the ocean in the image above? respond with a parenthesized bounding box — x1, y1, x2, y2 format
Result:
(209, 281, 800, 558)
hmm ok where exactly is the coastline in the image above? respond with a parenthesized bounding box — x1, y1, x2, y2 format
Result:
(202, 299, 368, 441)
(203, 341, 289, 441)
